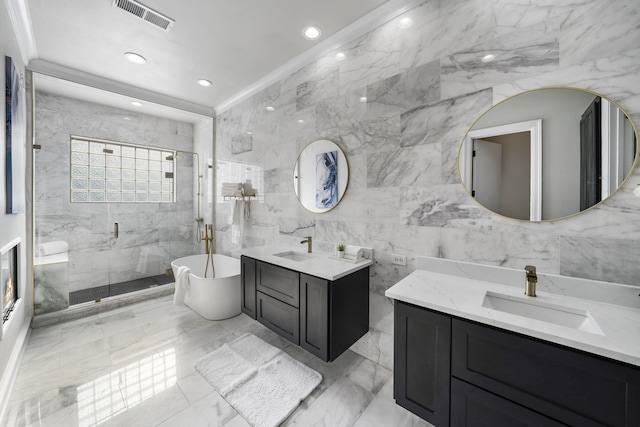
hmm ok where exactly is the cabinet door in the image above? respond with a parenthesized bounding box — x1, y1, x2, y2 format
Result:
(300, 274, 328, 361)
(240, 256, 256, 319)
(451, 378, 565, 427)
(257, 291, 299, 345)
(394, 301, 451, 426)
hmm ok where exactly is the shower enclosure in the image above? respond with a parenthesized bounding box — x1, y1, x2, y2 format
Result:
(32, 80, 213, 316)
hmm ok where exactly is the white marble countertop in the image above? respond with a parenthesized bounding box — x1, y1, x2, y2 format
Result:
(241, 245, 372, 281)
(386, 267, 640, 368)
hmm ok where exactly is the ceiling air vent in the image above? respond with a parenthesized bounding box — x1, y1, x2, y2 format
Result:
(112, 0, 175, 32)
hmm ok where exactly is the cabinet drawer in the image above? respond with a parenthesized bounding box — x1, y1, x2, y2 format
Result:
(452, 319, 640, 427)
(256, 261, 299, 307)
(257, 291, 299, 345)
(451, 378, 565, 427)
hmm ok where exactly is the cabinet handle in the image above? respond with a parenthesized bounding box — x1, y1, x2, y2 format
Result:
(114, 222, 119, 239)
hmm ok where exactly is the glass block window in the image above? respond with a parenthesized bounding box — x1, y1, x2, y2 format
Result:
(70, 137, 175, 203)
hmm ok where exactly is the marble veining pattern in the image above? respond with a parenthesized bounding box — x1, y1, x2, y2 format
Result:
(297, 68, 340, 112)
(215, 0, 640, 367)
(5, 296, 428, 427)
(440, 20, 560, 99)
(367, 60, 441, 111)
(400, 89, 493, 148)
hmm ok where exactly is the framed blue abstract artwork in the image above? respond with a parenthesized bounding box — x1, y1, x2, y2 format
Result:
(316, 150, 338, 209)
(5, 55, 25, 214)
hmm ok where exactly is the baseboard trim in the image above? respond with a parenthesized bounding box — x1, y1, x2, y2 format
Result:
(0, 321, 31, 425)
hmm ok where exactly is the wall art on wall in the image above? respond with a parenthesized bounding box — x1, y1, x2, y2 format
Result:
(5, 55, 25, 214)
(315, 150, 338, 209)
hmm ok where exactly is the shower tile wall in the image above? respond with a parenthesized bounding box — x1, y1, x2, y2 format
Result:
(34, 92, 197, 296)
(215, 0, 640, 369)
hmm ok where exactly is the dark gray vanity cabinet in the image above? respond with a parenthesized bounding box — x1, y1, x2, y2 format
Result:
(394, 301, 640, 427)
(394, 301, 451, 427)
(241, 256, 369, 362)
(240, 256, 256, 319)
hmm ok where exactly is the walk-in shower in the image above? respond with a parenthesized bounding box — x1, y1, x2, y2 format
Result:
(31, 74, 213, 316)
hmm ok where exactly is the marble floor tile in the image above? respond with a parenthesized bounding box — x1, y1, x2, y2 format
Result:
(157, 392, 237, 427)
(7, 295, 421, 426)
(354, 378, 433, 427)
(177, 371, 215, 404)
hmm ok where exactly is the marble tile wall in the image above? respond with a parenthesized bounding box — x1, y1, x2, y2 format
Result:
(34, 92, 199, 297)
(215, 0, 640, 368)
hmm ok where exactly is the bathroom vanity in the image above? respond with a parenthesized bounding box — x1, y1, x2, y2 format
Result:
(240, 245, 371, 362)
(387, 257, 640, 427)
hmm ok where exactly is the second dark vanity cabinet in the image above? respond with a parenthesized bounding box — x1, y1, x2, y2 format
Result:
(241, 256, 369, 362)
(393, 300, 640, 427)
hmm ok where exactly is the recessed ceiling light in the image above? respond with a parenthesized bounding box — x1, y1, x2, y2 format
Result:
(359, 96, 368, 103)
(297, 119, 305, 124)
(124, 52, 147, 65)
(302, 26, 322, 40)
(399, 17, 413, 29)
(482, 54, 496, 63)
(266, 106, 275, 112)
(123, 116, 132, 121)
(335, 52, 346, 61)
(131, 101, 142, 107)
(197, 79, 213, 87)
(246, 131, 253, 136)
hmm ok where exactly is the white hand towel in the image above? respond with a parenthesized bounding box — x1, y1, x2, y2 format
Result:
(232, 200, 242, 226)
(222, 182, 243, 196)
(173, 266, 191, 305)
(35, 241, 69, 257)
(344, 245, 364, 260)
(231, 201, 244, 244)
(228, 200, 237, 225)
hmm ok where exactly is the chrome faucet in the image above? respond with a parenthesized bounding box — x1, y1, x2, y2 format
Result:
(300, 236, 312, 253)
(524, 265, 537, 297)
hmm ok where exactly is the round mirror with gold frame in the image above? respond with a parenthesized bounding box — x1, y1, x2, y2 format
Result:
(294, 139, 349, 213)
(458, 87, 638, 221)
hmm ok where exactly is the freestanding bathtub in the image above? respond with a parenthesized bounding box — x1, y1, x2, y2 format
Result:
(170, 254, 241, 320)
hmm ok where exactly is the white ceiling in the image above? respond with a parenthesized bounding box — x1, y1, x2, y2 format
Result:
(25, 0, 404, 119)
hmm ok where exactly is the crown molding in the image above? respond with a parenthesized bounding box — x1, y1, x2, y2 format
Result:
(214, 0, 426, 114)
(28, 59, 216, 118)
(4, 0, 38, 64)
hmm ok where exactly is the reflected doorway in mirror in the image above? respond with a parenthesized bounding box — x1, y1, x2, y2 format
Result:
(458, 88, 638, 221)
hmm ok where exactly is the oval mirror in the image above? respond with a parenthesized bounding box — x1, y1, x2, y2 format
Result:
(458, 88, 638, 221)
(294, 139, 349, 213)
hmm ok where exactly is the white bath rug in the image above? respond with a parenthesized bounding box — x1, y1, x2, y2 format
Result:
(195, 333, 322, 427)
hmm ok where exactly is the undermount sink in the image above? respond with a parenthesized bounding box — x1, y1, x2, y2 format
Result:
(482, 291, 604, 335)
(273, 251, 312, 261)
